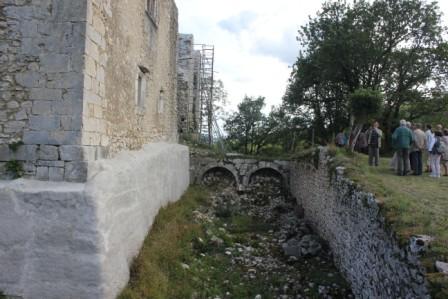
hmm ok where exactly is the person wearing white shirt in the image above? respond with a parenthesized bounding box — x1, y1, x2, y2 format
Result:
(425, 124, 434, 172)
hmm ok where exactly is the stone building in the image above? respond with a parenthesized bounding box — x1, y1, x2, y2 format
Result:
(0, 0, 179, 182)
(177, 34, 201, 135)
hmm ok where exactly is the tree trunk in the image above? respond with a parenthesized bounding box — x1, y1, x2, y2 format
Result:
(350, 124, 363, 152)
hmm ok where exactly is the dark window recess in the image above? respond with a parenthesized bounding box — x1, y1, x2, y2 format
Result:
(146, 0, 159, 26)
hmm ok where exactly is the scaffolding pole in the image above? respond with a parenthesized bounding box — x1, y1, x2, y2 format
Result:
(195, 44, 215, 146)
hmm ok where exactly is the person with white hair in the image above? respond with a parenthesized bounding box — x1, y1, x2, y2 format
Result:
(392, 120, 415, 176)
(425, 124, 434, 172)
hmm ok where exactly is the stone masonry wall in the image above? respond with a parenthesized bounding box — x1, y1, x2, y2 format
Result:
(189, 151, 291, 191)
(0, 0, 179, 181)
(84, 0, 179, 155)
(0, 143, 190, 299)
(290, 149, 430, 298)
(177, 34, 201, 134)
(0, 0, 88, 181)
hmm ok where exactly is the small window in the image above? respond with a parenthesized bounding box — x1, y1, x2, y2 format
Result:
(136, 66, 149, 111)
(158, 89, 164, 114)
(146, 0, 159, 25)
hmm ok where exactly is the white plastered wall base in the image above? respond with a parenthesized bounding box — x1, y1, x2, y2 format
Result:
(0, 143, 190, 299)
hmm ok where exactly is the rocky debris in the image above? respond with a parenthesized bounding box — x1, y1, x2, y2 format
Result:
(409, 235, 434, 254)
(202, 169, 236, 189)
(435, 261, 448, 275)
(192, 175, 353, 298)
(282, 234, 322, 258)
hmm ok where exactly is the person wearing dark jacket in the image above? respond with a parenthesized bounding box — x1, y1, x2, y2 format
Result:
(367, 121, 383, 166)
(392, 120, 415, 176)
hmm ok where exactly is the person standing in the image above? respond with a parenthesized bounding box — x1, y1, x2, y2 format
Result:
(441, 129, 448, 176)
(425, 125, 434, 172)
(410, 123, 426, 176)
(367, 121, 383, 166)
(429, 131, 444, 178)
(392, 120, 414, 176)
(357, 129, 368, 154)
(335, 131, 346, 147)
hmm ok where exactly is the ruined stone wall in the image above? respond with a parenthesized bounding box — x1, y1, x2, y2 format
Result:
(177, 34, 201, 134)
(84, 0, 179, 155)
(290, 149, 430, 298)
(0, 0, 88, 181)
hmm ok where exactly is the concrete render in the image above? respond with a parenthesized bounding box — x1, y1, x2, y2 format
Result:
(0, 143, 189, 299)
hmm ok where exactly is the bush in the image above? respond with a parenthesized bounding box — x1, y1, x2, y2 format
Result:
(349, 88, 383, 121)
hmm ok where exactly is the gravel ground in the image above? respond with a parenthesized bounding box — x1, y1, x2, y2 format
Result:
(191, 171, 353, 299)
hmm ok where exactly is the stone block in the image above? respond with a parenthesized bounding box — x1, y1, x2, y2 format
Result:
(39, 145, 59, 160)
(14, 145, 38, 161)
(36, 166, 49, 180)
(30, 88, 62, 101)
(22, 161, 36, 176)
(64, 162, 88, 182)
(32, 100, 52, 115)
(23, 131, 50, 145)
(62, 89, 83, 103)
(60, 116, 82, 131)
(49, 131, 81, 145)
(40, 54, 70, 73)
(49, 167, 64, 181)
(53, 100, 82, 116)
(15, 109, 28, 120)
(15, 71, 45, 88)
(52, 0, 88, 22)
(29, 115, 60, 131)
(0, 145, 12, 161)
(85, 55, 97, 77)
(0, 111, 7, 121)
(37, 160, 65, 167)
(20, 37, 44, 55)
(60, 145, 84, 161)
(6, 101, 19, 109)
(4, 121, 26, 133)
(46, 72, 83, 89)
(85, 39, 99, 62)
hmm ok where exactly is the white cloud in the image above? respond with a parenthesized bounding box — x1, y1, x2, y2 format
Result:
(175, 0, 448, 113)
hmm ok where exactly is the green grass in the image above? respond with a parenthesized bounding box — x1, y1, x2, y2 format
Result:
(118, 186, 208, 299)
(331, 148, 448, 298)
(117, 186, 285, 299)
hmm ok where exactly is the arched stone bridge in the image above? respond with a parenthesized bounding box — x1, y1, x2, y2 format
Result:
(190, 153, 291, 191)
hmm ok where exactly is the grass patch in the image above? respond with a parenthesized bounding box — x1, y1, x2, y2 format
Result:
(118, 186, 208, 299)
(118, 186, 280, 299)
(331, 148, 448, 298)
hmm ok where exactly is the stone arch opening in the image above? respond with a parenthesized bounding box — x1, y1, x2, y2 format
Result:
(248, 167, 286, 199)
(249, 167, 283, 187)
(202, 166, 238, 189)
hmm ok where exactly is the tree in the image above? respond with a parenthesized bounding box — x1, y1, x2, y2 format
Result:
(348, 88, 383, 151)
(224, 96, 274, 154)
(284, 0, 448, 145)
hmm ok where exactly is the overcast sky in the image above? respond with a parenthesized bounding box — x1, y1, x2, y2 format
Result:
(176, 0, 448, 113)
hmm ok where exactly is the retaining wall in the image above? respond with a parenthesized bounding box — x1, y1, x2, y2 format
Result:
(0, 143, 189, 299)
(290, 149, 430, 298)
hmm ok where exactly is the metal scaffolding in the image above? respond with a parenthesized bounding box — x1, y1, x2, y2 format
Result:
(195, 44, 215, 146)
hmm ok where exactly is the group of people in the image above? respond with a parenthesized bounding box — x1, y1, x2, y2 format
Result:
(335, 121, 448, 178)
(389, 121, 448, 178)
